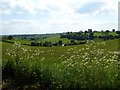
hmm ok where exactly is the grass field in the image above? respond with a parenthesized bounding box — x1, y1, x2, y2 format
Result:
(1, 39, 119, 60)
(37, 35, 71, 44)
(1, 39, 120, 89)
(4, 35, 71, 45)
(94, 32, 118, 36)
(4, 32, 119, 45)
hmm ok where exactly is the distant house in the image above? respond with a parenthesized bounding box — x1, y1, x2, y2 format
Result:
(62, 44, 65, 46)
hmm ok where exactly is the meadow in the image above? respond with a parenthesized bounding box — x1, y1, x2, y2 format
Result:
(1, 38, 120, 89)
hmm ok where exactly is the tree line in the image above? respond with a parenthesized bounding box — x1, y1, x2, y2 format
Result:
(60, 29, 120, 41)
(30, 40, 87, 47)
(2, 29, 120, 47)
(30, 40, 63, 47)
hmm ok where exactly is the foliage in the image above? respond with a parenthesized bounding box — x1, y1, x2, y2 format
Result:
(60, 30, 120, 41)
(8, 35, 13, 40)
(2, 41, 120, 89)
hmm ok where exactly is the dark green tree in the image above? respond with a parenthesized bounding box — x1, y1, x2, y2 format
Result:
(31, 42, 37, 46)
(112, 29, 115, 32)
(8, 35, 13, 40)
(58, 40, 63, 46)
(116, 31, 120, 35)
(104, 30, 110, 40)
(89, 32, 94, 40)
(70, 39, 75, 44)
(88, 29, 92, 33)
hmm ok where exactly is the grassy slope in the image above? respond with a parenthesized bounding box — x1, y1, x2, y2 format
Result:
(37, 35, 70, 44)
(2, 39, 119, 62)
(2, 39, 120, 88)
(5, 35, 70, 44)
(6, 39, 31, 44)
(94, 32, 118, 36)
(4, 32, 119, 45)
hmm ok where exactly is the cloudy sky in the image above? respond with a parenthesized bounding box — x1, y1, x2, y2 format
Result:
(0, 0, 119, 35)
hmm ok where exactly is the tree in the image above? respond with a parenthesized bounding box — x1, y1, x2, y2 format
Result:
(104, 30, 110, 40)
(116, 31, 120, 38)
(43, 42, 47, 47)
(43, 41, 52, 47)
(112, 29, 115, 32)
(31, 42, 37, 46)
(89, 32, 94, 40)
(116, 31, 120, 35)
(88, 29, 92, 33)
(36, 43, 40, 46)
(39, 42, 43, 46)
(8, 35, 13, 40)
(70, 39, 75, 44)
(106, 30, 110, 33)
(84, 31, 88, 35)
(58, 40, 63, 46)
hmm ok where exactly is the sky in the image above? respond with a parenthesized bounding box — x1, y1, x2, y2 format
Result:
(0, 0, 119, 35)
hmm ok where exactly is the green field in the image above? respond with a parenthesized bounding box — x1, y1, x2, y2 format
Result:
(37, 35, 71, 44)
(94, 32, 118, 36)
(1, 39, 119, 60)
(1, 38, 120, 89)
(3, 31, 119, 46)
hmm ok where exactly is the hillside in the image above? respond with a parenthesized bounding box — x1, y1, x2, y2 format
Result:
(2, 39, 119, 60)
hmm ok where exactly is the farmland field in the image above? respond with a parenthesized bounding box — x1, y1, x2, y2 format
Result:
(1, 38, 120, 89)
(2, 0, 120, 89)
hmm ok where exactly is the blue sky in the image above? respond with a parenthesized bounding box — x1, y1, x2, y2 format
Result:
(0, 0, 119, 35)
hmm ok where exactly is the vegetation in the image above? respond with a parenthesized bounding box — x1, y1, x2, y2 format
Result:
(1, 29, 120, 89)
(2, 29, 120, 47)
(61, 30, 120, 41)
(29, 30, 120, 47)
(2, 38, 120, 89)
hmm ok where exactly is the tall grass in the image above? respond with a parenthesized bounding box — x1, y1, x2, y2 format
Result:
(2, 42, 120, 89)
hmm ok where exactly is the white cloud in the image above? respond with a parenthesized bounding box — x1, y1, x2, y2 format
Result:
(1, 0, 118, 16)
(1, 0, 119, 35)
(2, 20, 42, 34)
